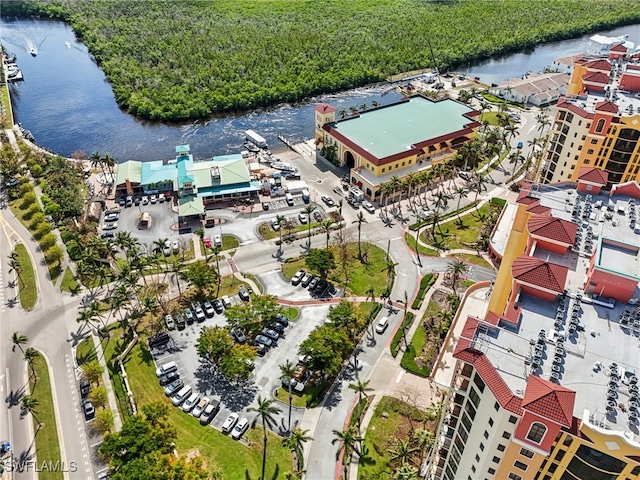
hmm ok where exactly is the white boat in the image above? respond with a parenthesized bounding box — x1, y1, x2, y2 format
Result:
(245, 129, 267, 148)
(587, 34, 631, 56)
(270, 161, 297, 173)
(29, 46, 37, 56)
(65, 41, 71, 48)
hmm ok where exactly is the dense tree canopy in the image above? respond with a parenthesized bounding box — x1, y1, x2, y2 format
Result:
(7, 0, 640, 119)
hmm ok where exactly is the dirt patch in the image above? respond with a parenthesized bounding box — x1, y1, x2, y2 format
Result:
(430, 288, 450, 308)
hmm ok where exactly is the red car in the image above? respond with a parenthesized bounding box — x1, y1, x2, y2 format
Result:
(203, 238, 212, 248)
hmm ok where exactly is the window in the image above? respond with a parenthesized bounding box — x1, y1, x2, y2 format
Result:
(514, 460, 528, 471)
(488, 468, 496, 475)
(555, 449, 566, 462)
(562, 436, 573, 447)
(503, 431, 511, 440)
(464, 400, 477, 420)
(381, 168, 386, 173)
(494, 402, 500, 411)
(489, 418, 494, 427)
(479, 443, 485, 451)
(587, 149, 594, 154)
(520, 448, 535, 458)
(595, 118, 606, 133)
(475, 454, 480, 462)
(402, 162, 405, 166)
(484, 430, 489, 439)
(631, 466, 640, 475)
(492, 456, 501, 464)
(508, 473, 523, 480)
(509, 415, 518, 424)
(527, 423, 547, 444)
(469, 388, 480, 408)
(497, 444, 506, 452)
(591, 138, 598, 144)
(473, 373, 486, 392)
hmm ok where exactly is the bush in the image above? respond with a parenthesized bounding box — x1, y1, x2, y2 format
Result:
(34, 222, 52, 239)
(411, 274, 436, 310)
(390, 312, 414, 358)
(22, 191, 37, 205)
(305, 382, 326, 408)
(400, 344, 430, 377)
(39, 233, 57, 251)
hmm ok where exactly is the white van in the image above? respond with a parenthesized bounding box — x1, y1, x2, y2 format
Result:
(171, 385, 192, 406)
(285, 193, 294, 206)
(155, 361, 177, 377)
(375, 317, 389, 334)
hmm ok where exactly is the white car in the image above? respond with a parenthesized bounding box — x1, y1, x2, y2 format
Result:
(102, 222, 117, 230)
(150, 194, 158, 203)
(158, 193, 165, 203)
(141, 196, 149, 205)
(164, 314, 175, 330)
(181, 392, 200, 412)
(221, 412, 239, 433)
(298, 213, 308, 224)
(104, 213, 119, 222)
(163, 240, 171, 256)
(231, 417, 249, 440)
(321, 195, 335, 207)
(271, 219, 280, 231)
(291, 269, 305, 286)
(362, 201, 375, 214)
(172, 240, 180, 253)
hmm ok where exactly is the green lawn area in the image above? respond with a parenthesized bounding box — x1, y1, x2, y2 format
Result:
(14, 243, 37, 310)
(403, 232, 440, 256)
(274, 387, 307, 408)
(258, 221, 323, 241)
(423, 300, 440, 319)
(400, 324, 430, 377)
(359, 396, 431, 480)
(59, 266, 80, 293)
(281, 243, 390, 296)
(421, 205, 489, 250)
(1, 84, 13, 129)
(281, 306, 299, 320)
(123, 341, 293, 478)
(29, 351, 63, 480)
(221, 234, 239, 251)
(480, 111, 505, 126)
(75, 337, 97, 366)
(448, 253, 493, 269)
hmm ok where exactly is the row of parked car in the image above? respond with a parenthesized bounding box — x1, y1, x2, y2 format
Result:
(249, 312, 290, 356)
(79, 378, 95, 421)
(290, 269, 337, 298)
(118, 193, 170, 208)
(156, 361, 249, 439)
(162, 292, 248, 331)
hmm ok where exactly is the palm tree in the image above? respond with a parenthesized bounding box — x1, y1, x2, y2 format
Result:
(359, 102, 368, 111)
(282, 428, 313, 473)
(412, 428, 435, 466)
(195, 226, 208, 263)
(152, 238, 170, 271)
(454, 186, 468, 222)
(89, 151, 104, 177)
(338, 108, 348, 120)
(103, 152, 116, 178)
(508, 150, 525, 177)
(394, 464, 420, 480)
(381, 260, 398, 294)
(348, 380, 373, 433)
(279, 360, 297, 434)
(352, 211, 368, 260)
(11, 332, 28, 353)
(276, 214, 286, 255)
(8, 253, 22, 286)
(248, 395, 282, 480)
(349, 106, 358, 116)
(332, 425, 363, 479)
(24, 347, 38, 384)
(471, 172, 488, 202)
(21, 394, 41, 427)
(446, 260, 469, 294)
(301, 205, 316, 249)
(321, 219, 333, 249)
(389, 437, 419, 466)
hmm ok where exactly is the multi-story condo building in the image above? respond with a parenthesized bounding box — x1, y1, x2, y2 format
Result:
(314, 95, 480, 200)
(543, 55, 640, 188)
(428, 178, 640, 480)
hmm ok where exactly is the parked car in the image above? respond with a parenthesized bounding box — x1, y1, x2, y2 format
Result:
(222, 295, 233, 308)
(164, 314, 175, 330)
(231, 328, 247, 344)
(104, 213, 119, 222)
(212, 299, 224, 314)
(307, 277, 319, 291)
(321, 195, 335, 207)
(150, 194, 158, 204)
(158, 193, 166, 203)
(221, 413, 239, 433)
(269, 322, 285, 335)
(172, 240, 180, 253)
(203, 237, 212, 248)
(213, 233, 222, 247)
(181, 392, 201, 412)
(171, 385, 192, 406)
(79, 379, 91, 398)
(184, 307, 195, 324)
(313, 211, 322, 223)
(156, 361, 178, 377)
(255, 343, 268, 357)
(191, 397, 210, 418)
(193, 303, 206, 322)
(102, 222, 117, 230)
(159, 370, 180, 386)
(231, 417, 249, 440)
(362, 201, 375, 214)
(175, 313, 186, 329)
(300, 273, 313, 288)
(163, 379, 184, 396)
(163, 240, 171, 256)
(262, 201, 269, 210)
(254, 335, 274, 348)
(271, 219, 280, 231)
(261, 328, 280, 342)
(199, 399, 220, 425)
(291, 269, 305, 286)
(238, 286, 250, 302)
(275, 313, 290, 327)
(298, 213, 308, 224)
(202, 300, 215, 318)
(118, 197, 126, 206)
(141, 195, 149, 205)
(100, 232, 115, 239)
(149, 331, 170, 349)
(83, 400, 95, 420)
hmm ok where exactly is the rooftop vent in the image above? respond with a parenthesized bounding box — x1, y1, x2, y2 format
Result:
(211, 166, 221, 181)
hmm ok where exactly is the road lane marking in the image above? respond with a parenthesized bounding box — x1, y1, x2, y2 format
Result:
(396, 371, 404, 383)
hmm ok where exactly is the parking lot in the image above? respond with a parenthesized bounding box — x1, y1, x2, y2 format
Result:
(151, 298, 332, 435)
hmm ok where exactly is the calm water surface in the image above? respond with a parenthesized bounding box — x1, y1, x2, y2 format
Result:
(1, 18, 639, 162)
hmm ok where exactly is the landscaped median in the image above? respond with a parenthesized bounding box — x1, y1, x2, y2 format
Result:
(12, 243, 37, 310)
(26, 351, 63, 480)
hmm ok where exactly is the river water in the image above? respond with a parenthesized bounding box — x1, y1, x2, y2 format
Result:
(1, 18, 639, 162)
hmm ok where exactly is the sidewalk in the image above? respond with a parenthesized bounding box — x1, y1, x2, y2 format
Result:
(91, 334, 123, 431)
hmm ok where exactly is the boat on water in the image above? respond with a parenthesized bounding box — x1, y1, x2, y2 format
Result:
(587, 34, 632, 56)
(3, 53, 17, 63)
(29, 46, 37, 56)
(65, 41, 71, 49)
(243, 142, 260, 153)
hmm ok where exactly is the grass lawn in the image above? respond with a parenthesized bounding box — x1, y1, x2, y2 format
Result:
(422, 205, 489, 250)
(29, 351, 63, 480)
(400, 325, 430, 377)
(403, 232, 440, 257)
(123, 341, 293, 478)
(480, 111, 504, 126)
(75, 337, 98, 366)
(1, 84, 13, 129)
(221, 234, 239, 251)
(359, 396, 431, 480)
(14, 243, 37, 310)
(274, 387, 307, 408)
(242, 273, 264, 294)
(281, 306, 299, 320)
(59, 266, 80, 293)
(424, 300, 440, 319)
(461, 279, 477, 289)
(258, 221, 322, 241)
(281, 243, 390, 296)
(448, 253, 493, 269)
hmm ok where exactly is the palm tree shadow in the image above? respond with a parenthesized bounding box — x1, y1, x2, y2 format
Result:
(244, 470, 253, 480)
(14, 445, 37, 469)
(6, 386, 26, 408)
(269, 464, 280, 480)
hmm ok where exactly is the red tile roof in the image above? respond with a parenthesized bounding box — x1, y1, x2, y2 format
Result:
(577, 167, 609, 185)
(522, 376, 576, 427)
(527, 215, 578, 245)
(583, 59, 613, 72)
(453, 348, 523, 415)
(512, 256, 568, 293)
(314, 103, 336, 114)
(527, 204, 551, 215)
(610, 43, 627, 52)
(594, 101, 618, 113)
(582, 71, 610, 85)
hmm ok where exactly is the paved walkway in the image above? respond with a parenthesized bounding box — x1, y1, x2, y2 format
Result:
(91, 334, 123, 431)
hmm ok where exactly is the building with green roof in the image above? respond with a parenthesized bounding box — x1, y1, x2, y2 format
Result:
(314, 94, 481, 200)
(115, 145, 259, 218)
